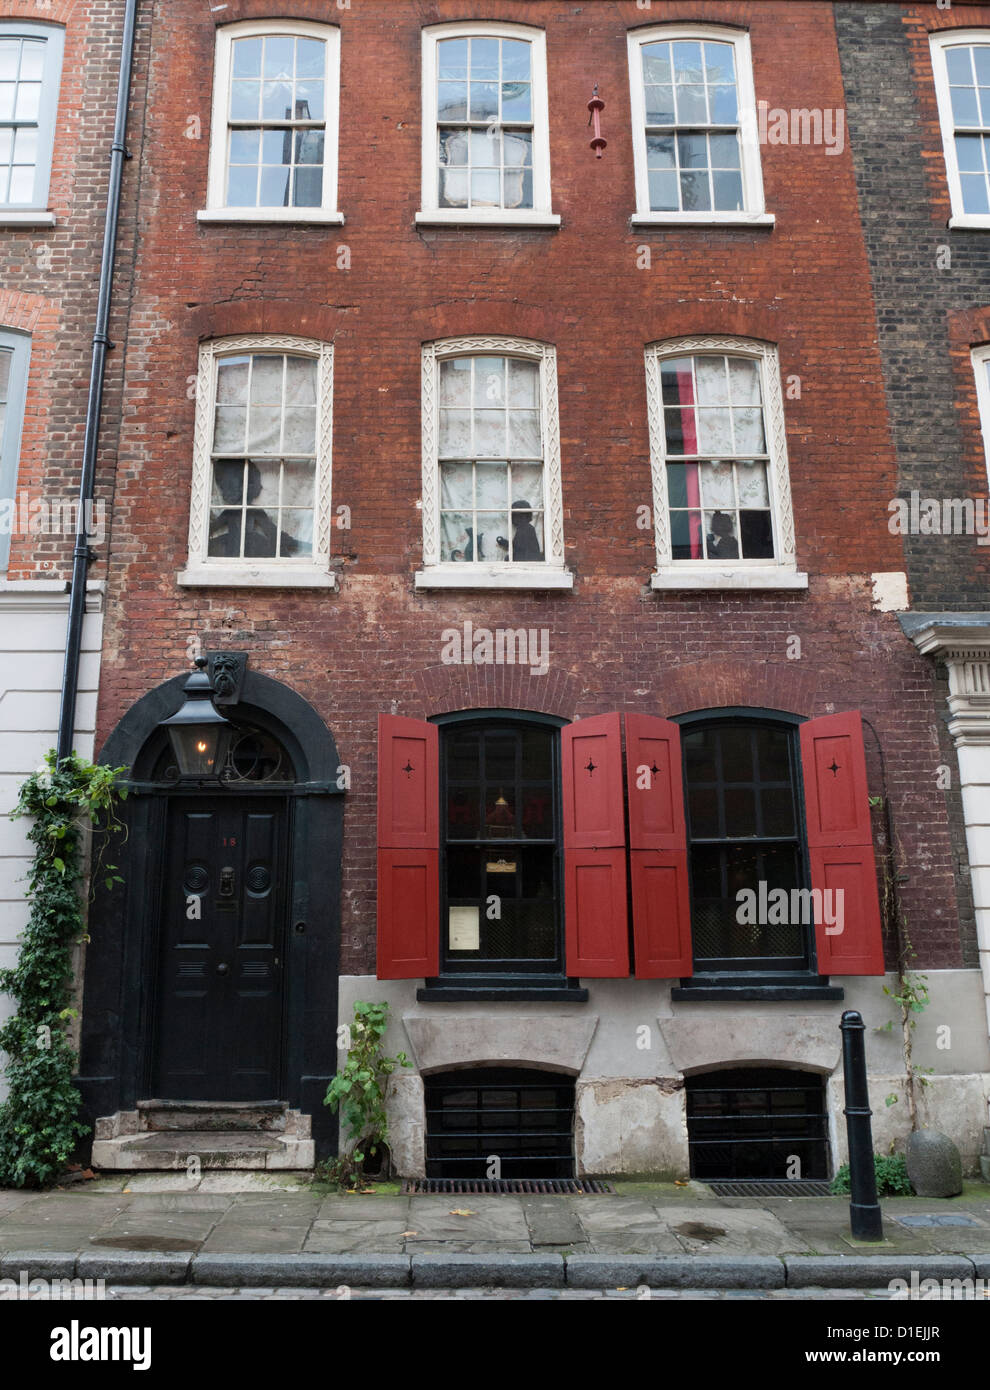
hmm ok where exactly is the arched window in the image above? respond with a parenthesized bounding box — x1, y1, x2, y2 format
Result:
(440, 714, 564, 978)
(680, 711, 814, 975)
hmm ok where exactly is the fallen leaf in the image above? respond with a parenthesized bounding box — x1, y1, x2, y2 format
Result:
(82, 1169, 95, 1180)
(360, 1187, 376, 1194)
(674, 1179, 689, 1186)
(449, 1208, 476, 1217)
(122, 1188, 131, 1194)
(400, 1230, 418, 1238)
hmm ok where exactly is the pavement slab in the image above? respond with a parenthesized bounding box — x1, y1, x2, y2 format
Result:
(304, 1219, 411, 1253)
(406, 1195, 530, 1242)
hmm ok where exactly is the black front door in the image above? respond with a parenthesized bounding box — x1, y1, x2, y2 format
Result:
(153, 796, 288, 1100)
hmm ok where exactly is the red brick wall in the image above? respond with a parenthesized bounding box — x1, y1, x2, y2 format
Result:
(1, 0, 137, 579)
(96, 1, 968, 973)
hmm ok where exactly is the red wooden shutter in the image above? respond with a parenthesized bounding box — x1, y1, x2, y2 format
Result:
(625, 714, 693, 978)
(561, 713, 628, 977)
(377, 714, 439, 979)
(799, 712, 884, 976)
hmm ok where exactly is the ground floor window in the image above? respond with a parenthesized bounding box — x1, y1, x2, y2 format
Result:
(686, 1067, 829, 1180)
(425, 1067, 575, 1178)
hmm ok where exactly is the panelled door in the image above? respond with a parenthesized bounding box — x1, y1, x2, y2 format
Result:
(153, 796, 288, 1100)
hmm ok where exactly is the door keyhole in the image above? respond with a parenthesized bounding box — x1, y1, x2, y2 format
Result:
(219, 866, 235, 897)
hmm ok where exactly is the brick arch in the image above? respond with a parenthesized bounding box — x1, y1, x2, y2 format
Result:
(925, 10, 990, 36)
(0, 289, 55, 336)
(421, 304, 561, 348)
(412, 661, 582, 719)
(187, 301, 341, 344)
(641, 305, 782, 346)
(657, 658, 819, 719)
(0, 1, 74, 25)
(211, 1, 343, 26)
(947, 305, 990, 350)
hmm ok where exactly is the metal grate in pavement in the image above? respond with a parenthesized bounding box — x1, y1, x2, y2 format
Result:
(402, 1177, 616, 1195)
(705, 1179, 833, 1197)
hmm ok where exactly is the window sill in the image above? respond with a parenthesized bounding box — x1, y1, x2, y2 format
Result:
(650, 567, 808, 592)
(415, 564, 574, 591)
(948, 215, 990, 230)
(0, 210, 56, 226)
(631, 211, 775, 228)
(672, 983, 844, 1001)
(196, 208, 346, 225)
(177, 564, 338, 589)
(415, 209, 561, 228)
(418, 983, 588, 1002)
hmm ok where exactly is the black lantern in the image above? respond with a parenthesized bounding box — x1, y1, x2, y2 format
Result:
(161, 658, 232, 779)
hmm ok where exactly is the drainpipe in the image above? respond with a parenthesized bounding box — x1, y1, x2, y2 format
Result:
(56, 0, 137, 762)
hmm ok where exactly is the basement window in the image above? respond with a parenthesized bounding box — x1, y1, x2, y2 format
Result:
(686, 1067, 830, 1180)
(425, 1067, 575, 1178)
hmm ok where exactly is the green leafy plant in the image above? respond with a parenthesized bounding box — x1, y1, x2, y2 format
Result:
(322, 1001, 411, 1189)
(0, 751, 127, 1188)
(830, 1152, 913, 1197)
(871, 792, 930, 1130)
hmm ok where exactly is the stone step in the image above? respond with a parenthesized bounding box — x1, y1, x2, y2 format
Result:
(91, 1128, 315, 1172)
(136, 1100, 290, 1133)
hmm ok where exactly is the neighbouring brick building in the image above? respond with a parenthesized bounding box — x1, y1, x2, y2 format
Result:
(0, 0, 140, 1097)
(834, 3, 990, 1174)
(76, 1, 989, 1181)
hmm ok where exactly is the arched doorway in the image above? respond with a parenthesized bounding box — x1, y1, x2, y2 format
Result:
(77, 667, 344, 1162)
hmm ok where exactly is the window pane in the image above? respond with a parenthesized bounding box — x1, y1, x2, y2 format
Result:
(226, 164, 258, 205)
(739, 509, 774, 559)
(473, 356, 504, 405)
(439, 409, 471, 456)
(736, 460, 770, 508)
(696, 407, 731, 453)
(645, 85, 675, 125)
(0, 350, 10, 400)
(508, 359, 539, 407)
(642, 44, 671, 84)
(0, 40, 19, 81)
(677, 132, 708, 169)
(277, 508, 313, 556)
(673, 41, 704, 83)
(438, 38, 468, 80)
(7, 165, 33, 201)
(975, 47, 990, 85)
(704, 42, 736, 85)
(14, 82, 40, 121)
(296, 38, 326, 79)
(440, 510, 474, 561)
(709, 85, 738, 125)
(728, 357, 762, 405)
(283, 406, 316, 453)
(282, 459, 314, 508)
(700, 460, 734, 509)
(261, 80, 293, 120)
(961, 173, 990, 214)
(689, 786, 719, 838)
(696, 356, 729, 405)
(675, 84, 707, 124)
(437, 82, 467, 121)
(294, 79, 324, 122)
(945, 46, 974, 85)
(509, 410, 541, 456)
(469, 82, 498, 122)
(709, 132, 741, 168)
(474, 409, 506, 455)
(216, 356, 250, 403)
(0, 83, 14, 121)
(229, 127, 260, 164)
(250, 355, 283, 402)
(441, 358, 471, 406)
(733, 407, 766, 453)
(232, 37, 262, 78)
(213, 405, 247, 452)
(502, 40, 531, 80)
(648, 169, 678, 211)
(293, 164, 322, 206)
(471, 37, 499, 77)
(247, 406, 281, 451)
(230, 80, 260, 120)
(950, 84, 980, 125)
(680, 169, 711, 210)
(713, 170, 743, 210)
(440, 462, 473, 509)
(502, 82, 531, 122)
(476, 461, 508, 510)
(647, 134, 675, 168)
(284, 356, 317, 405)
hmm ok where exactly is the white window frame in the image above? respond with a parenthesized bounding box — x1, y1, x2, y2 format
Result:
(931, 29, 990, 230)
(0, 21, 63, 226)
(416, 21, 559, 228)
(198, 19, 343, 225)
(974, 345, 990, 480)
(178, 335, 336, 588)
(645, 336, 806, 590)
(0, 328, 31, 572)
(416, 336, 571, 590)
(627, 24, 772, 227)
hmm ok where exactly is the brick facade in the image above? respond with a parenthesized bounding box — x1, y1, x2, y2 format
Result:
(91, 0, 974, 986)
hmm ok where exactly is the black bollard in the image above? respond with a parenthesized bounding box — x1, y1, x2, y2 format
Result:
(840, 1010, 883, 1240)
